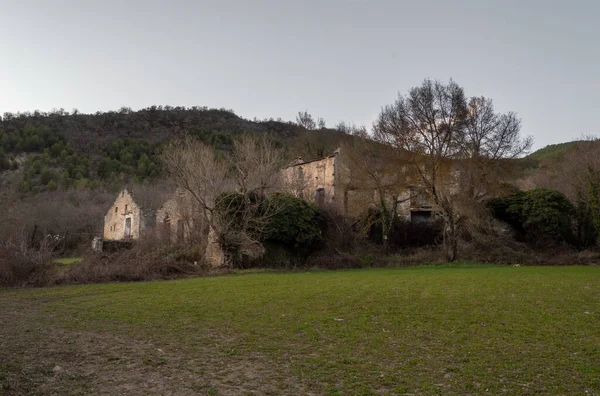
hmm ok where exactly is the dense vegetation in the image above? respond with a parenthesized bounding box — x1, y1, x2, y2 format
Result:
(0, 107, 348, 193)
(487, 189, 578, 245)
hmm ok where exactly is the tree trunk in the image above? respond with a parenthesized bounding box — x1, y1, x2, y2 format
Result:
(442, 213, 459, 262)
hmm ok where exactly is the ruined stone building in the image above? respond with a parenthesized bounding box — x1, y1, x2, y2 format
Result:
(281, 148, 434, 222)
(282, 150, 340, 209)
(103, 189, 156, 241)
(156, 189, 206, 244)
(101, 147, 435, 262)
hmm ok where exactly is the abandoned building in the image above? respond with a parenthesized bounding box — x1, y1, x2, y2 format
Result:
(281, 148, 434, 221)
(156, 189, 205, 244)
(283, 149, 340, 208)
(103, 189, 156, 241)
(100, 148, 435, 262)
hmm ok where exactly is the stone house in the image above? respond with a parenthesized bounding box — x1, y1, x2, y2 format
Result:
(103, 189, 156, 241)
(282, 149, 341, 209)
(101, 148, 436, 261)
(155, 189, 205, 244)
(281, 148, 434, 220)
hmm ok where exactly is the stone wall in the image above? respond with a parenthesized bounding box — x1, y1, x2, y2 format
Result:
(103, 189, 147, 241)
(282, 149, 376, 217)
(205, 226, 224, 267)
(281, 148, 435, 219)
(282, 151, 341, 210)
(155, 190, 199, 243)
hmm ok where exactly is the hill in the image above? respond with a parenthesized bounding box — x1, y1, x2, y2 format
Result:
(527, 141, 584, 163)
(0, 106, 349, 194)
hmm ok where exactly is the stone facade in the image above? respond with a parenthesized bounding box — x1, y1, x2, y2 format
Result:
(103, 189, 155, 241)
(101, 149, 437, 265)
(156, 189, 201, 244)
(282, 150, 344, 211)
(282, 148, 434, 219)
(205, 226, 225, 267)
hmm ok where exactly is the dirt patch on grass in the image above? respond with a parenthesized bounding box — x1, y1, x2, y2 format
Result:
(0, 300, 305, 395)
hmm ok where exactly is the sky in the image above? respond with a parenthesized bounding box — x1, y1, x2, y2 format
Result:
(0, 0, 598, 150)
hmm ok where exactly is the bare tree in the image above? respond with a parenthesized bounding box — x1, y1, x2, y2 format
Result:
(317, 117, 326, 129)
(374, 78, 468, 261)
(161, 138, 229, 221)
(461, 96, 532, 201)
(374, 79, 533, 260)
(162, 135, 285, 267)
(228, 134, 285, 195)
(296, 110, 316, 130)
(343, 138, 414, 248)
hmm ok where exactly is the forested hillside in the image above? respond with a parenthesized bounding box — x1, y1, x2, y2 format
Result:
(0, 106, 348, 193)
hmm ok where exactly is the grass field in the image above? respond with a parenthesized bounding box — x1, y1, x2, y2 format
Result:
(1, 265, 599, 395)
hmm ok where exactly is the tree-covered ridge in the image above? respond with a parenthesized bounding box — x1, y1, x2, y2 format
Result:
(0, 124, 160, 192)
(0, 106, 350, 193)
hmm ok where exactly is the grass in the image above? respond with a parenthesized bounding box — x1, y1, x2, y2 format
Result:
(1, 265, 599, 394)
(54, 257, 83, 265)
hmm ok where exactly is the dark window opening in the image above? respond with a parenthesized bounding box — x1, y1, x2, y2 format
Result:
(315, 188, 325, 207)
(124, 218, 132, 237)
(176, 220, 184, 241)
(411, 210, 432, 224)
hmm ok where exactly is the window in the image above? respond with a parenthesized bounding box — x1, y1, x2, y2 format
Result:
(315, 188, 325, 207)
(177, 220, 184, 241)
(297, 167, 304, 181)
(125, 204, 128, 212)
(115, 207, 118, 213)
(124, 218, 132, 237)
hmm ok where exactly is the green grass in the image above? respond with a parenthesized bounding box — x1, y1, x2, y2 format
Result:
(1, 265, 599, 394)
(53, 257, 83, 265)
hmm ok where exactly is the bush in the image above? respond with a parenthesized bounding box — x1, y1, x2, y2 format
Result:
(0, 243, 54, 287)
(264, 193, 326, 253)
(487, 188, 577, 246)
(213, 192, 327, 269)
(55, 239, 207, 285)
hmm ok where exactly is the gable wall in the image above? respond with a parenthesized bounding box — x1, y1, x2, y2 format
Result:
(156, 191, 204, 243)
(103, 190, 144, 240)
(282, 154, 341, 210)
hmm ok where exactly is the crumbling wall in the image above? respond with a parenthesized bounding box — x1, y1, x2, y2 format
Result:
(156, 189, 208, 246)
(282, 152, 341, 210)
(103, 189, 145, 241)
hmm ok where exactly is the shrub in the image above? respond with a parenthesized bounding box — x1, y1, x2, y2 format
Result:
(55, 238, 207, 285)
(263, 193, 326, 253)
(213, 192, 327, 268)
(487, 188, 576, 246)
(0, 243, 54, 287)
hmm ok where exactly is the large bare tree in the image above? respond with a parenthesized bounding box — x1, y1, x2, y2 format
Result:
(461, 96, 532, 201)
(343, 134, 414, 248)
(374, 78, 531, 261)
(162, 135, 285, 267)
(373, 79, 468, 260)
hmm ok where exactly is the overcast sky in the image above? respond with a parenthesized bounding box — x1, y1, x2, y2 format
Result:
(0, 0, 598, 149)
